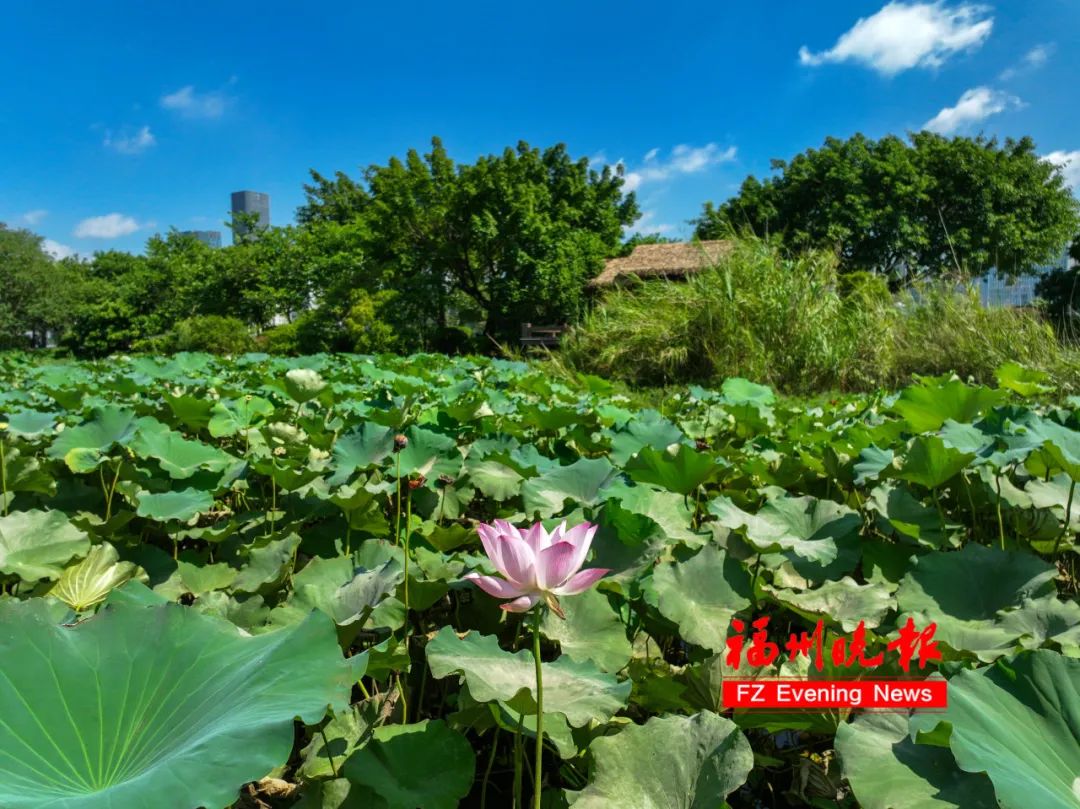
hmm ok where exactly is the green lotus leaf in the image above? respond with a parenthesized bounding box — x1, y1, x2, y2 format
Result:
(909, 650, 1080, 809)
(0, 599, 354, 809)
(0, 445, 56, 496)
(568, 711, 753, 808)
(178, 559, 239, 595)
(898, 436, 975, 490)
(1011, 411, 1080, 481)
(541, 587, 633, 673)
(129, 420, 238, 479)
(463, 457, 523, 501)
(625, 443, 722, 495)
(836, 711, 997, 809)
(231, 532, 302, 594)
(853, 444, 896, 486)
(49, 542, 147, 611)
(720, 377, 776, 406)
(891, 378, 1004, 432)
(5, 408, 57, 440)
(0, 509, 89, 582)
(604, 480, 700, 545)
(995, 362, 1054, 398)
(342, 719, 476, 809)
(608, 409, 685, 466)
(709, 493, 860, 574)
(134, 487, 214, 522)
(767, 576, 895, 631)
(522, 456, 620, 519)
(425, 627, 630, 726)
(998, 595, 1080, 656)
(331, 423, 396, 483)
(285, 367, 328, 403)
(868, 482, 951, 549)
(207, 395, 275, 437)
(896, 543, 1058, 660)
(392, 425, 458, 479)
(46, 405, 139, 472)
(648, 544, 751, 652)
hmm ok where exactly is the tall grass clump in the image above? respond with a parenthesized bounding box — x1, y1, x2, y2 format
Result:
(564, 236, 1077, 393)
(562, 237, 890, 393)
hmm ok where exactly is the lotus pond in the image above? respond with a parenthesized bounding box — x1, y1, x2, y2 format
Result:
(0, 351, 1078, 808)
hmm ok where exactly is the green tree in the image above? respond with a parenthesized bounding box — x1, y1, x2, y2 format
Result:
(1035, 233, 1080, 332)
(298, 138, 639, 345)
(695, 133, 1079, 282)
(0, 225, 84, 348)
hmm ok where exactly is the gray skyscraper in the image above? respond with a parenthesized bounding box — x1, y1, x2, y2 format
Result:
(180, 230, 222, 248)
(230, 190, 270, 241)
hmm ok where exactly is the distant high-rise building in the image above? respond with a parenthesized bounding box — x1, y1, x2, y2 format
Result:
(180, 230, 222, 248)
(230, 190, 270, 241)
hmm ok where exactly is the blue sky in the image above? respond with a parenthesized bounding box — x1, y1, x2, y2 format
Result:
(1, 1, 1077, 257)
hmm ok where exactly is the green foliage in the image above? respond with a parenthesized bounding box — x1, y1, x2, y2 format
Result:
(0, 225, 86, 348)
(0, 351, 1079, 807)
(696, 132, 1079, 281)
(168, 315, 255, 355)
(567, 236, 1073, 392)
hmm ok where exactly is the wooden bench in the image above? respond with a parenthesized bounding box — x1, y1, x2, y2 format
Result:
(519, 323, 566, 348)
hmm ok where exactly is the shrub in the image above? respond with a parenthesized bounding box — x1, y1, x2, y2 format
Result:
(564, 236, 1075, 393)
(562, 238, 887, 392)
(169, 316, 255, 355)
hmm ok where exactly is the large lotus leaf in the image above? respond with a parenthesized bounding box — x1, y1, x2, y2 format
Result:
(134, 487, 214, 522)
(569, 712, 753, 808)
(0, 599, 354, 809)
(648, 544, 751, 652)
(207, 395, 276, 437)
(285, 367, 328, 403)
(891, 379, 1004, 432)
(273, 552, 404, 629)
(608, 410, 685, 466)
(625, 444, 722, 495)
(49, 542, 147, 611)
(896, 543, 1058, 660)
(998, 595, 1080, 656)
(425, 627, 630, 726)
(720, 376, 776, 406)
(709, 493, 860, 573)
(541, 587, 633, 673)
(46, 406, 139, 472)
(995, 362, 1054, 398)
(463, 456, 523, 501)
(522, 456, 621, 518)
(853, 444, 896, 486)
(392, 426, 458, 479)
(5, 408, 57, 440)
(910, 650, 1080, 809)
(604, 480, 700, 545)
(0, 509, 89, 581)
(129, 421, 237, 479)
(331, 423, 396, 483)
(342, 719, 475, 809)
(1012, 412, 1080, 481)
(0, 445, 56, 496)
(836, 711, 997, 809)
(868, 482, 951, 549)
(898, 436, 975, 490)
(767, 576, 895, 631)
(231, 533, 302, 594)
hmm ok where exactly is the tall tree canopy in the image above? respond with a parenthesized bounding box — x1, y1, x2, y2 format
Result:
(695, 133, 1079, 282)
(0, 225, 84, 348)
(298, 138, 639, 344)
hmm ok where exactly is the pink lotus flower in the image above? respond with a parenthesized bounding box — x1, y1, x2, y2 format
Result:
(465, 519, 610, 617)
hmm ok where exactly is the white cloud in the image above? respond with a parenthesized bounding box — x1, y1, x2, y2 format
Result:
(42, 239, 75, 260)
(104, 125, 156, 154)
(1000, 43, 1055, 80)
(160, 84, 229, 119)
(923, 86, 1020, 134)
(73, 213, 143, 239)
(622, 143, 737, 192)
(20, 209, 48, 226)
(1045, 150, 1080, 191)
(629, 210, 675, 236)
(799, 2, 993, 75)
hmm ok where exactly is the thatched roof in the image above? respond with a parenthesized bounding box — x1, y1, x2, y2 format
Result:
(590, 240, 731, 286)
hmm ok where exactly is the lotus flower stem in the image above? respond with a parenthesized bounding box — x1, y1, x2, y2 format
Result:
(531, 607, 544, 809)
(1053, 479, 1076, 557)
(513, 712, 524, 809)
(480, 724, 500, 809)
(0, 436, 7, 517)
(394, 454, 402, 547)
(404, 486, 412, 612)
(319, 725, 339, 776)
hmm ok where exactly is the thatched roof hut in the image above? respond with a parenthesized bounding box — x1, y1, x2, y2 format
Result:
(590, 240, 731, 286)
